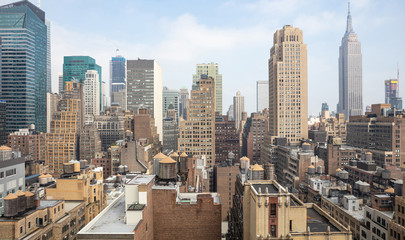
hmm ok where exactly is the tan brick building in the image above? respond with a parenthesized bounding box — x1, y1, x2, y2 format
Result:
(268, 25, 308, 145)
(178, 75, 216, 167)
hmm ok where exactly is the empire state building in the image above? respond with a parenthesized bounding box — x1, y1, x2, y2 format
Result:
(338, 3, 363, 119)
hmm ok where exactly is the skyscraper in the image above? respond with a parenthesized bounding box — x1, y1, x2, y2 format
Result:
(46, 81, 84, 174)
(268, 25, 308, 145)
(178, 75, 216, 167)
(179, 87, 188, 120)
(338, 3, 363, 119)
(233, 91, 244, 130)
(385, 79, 402, 110)
(84, 70, 100, 123)
(46, 19, 51, 92)
(193, 63, 222, 114)
(163, 87, 179, 119)
(0, 1, 47, 133)
(321, 102, 329, 112)
(63, 56, 102, 109)
(126, 59, 163, 140)
(58, 73, 63, 93)
(110, 55, 126, 93)
(257, 80, 269, 112)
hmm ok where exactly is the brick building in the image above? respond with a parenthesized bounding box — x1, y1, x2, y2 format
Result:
(242, 112, 269, 164)
(215, 115, 240, 163)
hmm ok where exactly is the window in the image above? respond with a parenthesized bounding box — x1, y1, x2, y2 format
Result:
(20, 226, 23, 233)
(270, 225, 276, 237)
(270, 204, 276, 216)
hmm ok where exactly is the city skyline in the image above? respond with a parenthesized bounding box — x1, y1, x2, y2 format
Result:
(7, 0, 404, 116)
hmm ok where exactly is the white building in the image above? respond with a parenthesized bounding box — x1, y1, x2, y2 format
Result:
(257, 80, 269, 112)
(360, 204, 393, 240)
(126, 59, 162, 141)
(84, 70, 100, 123)
(233, 91, 244, 130)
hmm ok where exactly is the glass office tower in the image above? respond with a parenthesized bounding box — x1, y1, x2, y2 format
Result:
(0, 1, 48, 133)
(110, 56, 126, 93)
(63, 56, 102, 109)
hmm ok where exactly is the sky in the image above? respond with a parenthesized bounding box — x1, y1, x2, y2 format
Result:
(7, 0, 405, 115)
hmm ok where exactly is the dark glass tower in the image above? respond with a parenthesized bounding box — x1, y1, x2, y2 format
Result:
(0, 0, 48, 133)
(110, 56, 126, 93)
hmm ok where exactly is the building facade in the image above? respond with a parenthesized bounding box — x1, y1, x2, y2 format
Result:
(193, 62, 222, 114)
(385, 78, 402, 110)
(46, 92, 60, 133)
(110, 55, 126, 93)
(126, 59, 162, 141)
(84, 70, 100, 123)
(79, 124, 101, 161)
(338, 4, 363, 118)
(215, 115, 240, 163)
(0, 1, 47, 133)
(179, 88, 188, 120)
(268, 25, 308, 145)
(45, 81, 84, 174)
(257, 80, 269, 112)
(233, 91, 244, 130)
(178, 76, 216, 167)
(162, 86, 179, 118)
(0, 100, 6, 145)
(242, 112, 269, 164)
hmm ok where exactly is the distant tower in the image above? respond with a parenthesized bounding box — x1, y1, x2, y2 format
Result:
(193, 63, 223, 114)
(257, 81, 269, 112)
(338, 2, 363, 119)
(233, 91, 244, 130)
(84, 70, 100, 123)
(385, 78, 402, 110)
(321, 102, 329, 112)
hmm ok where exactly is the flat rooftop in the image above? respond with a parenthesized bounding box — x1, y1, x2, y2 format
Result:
(126, 174, 155, 185)
(39, 200, 62, 208)
(79, 193, 136, 235)
(64, 201, 83, 212)
(252, 183, 279, 194)
(306, 208, 340, 232)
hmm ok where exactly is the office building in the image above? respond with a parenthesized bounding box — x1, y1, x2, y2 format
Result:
(111, 89, 126, 110)
(46, 19, 51, 92)
(163, 117, 178, 154)
(227, 104, 234, 121)
(63, 56, 102, 109)
(58, 73, 63, 93)
(46, 92, 60, 133)
(241, 180, 351, 240)
(45, 81, 84, 174)
(93, 109, 125, 151)
(133, 107, 162, 156)
(319, 112, 347, 143)
(0, 1, 47, 133)
(0, 100, 6, 146)
(8, 127, 46, 162)
(0, 146, 25, 216)
(242, 112, 269, 164)
(126, 59, 162, 141)
(193, 62, 222, 114)
(347, 104, 405, 169)
(178, 76, 216, 167)
(79, 124, 101, 161)
(385, 79, 402, 110)
(268, 25, 308, 145)
(338, 3, 363, 118)
(179, 87, 188, 120)
(257, 80, 269, 112)
(389, 174, 405, 240)
(84, 70, 100, 123)
(322, 102, 329, 112)
(215, 115, 240, 163)
(162, 86, 179, 118)
(110, 55, 126, 93)
(233, 91, 244, 130)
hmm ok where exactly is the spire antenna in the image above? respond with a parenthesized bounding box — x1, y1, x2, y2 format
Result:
(346, 1, 353, 33)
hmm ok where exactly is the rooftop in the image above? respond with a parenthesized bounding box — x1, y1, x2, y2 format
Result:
(64, 201, 83, 212)
(126, 174, 155, 185)
(251, 183, 280, 194)
(306, 208, 340, 232)
(79, 193, 136, 235)
(39, 200, 62, 208)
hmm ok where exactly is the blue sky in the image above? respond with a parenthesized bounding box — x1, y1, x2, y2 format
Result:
(13, 0, 405, 115)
